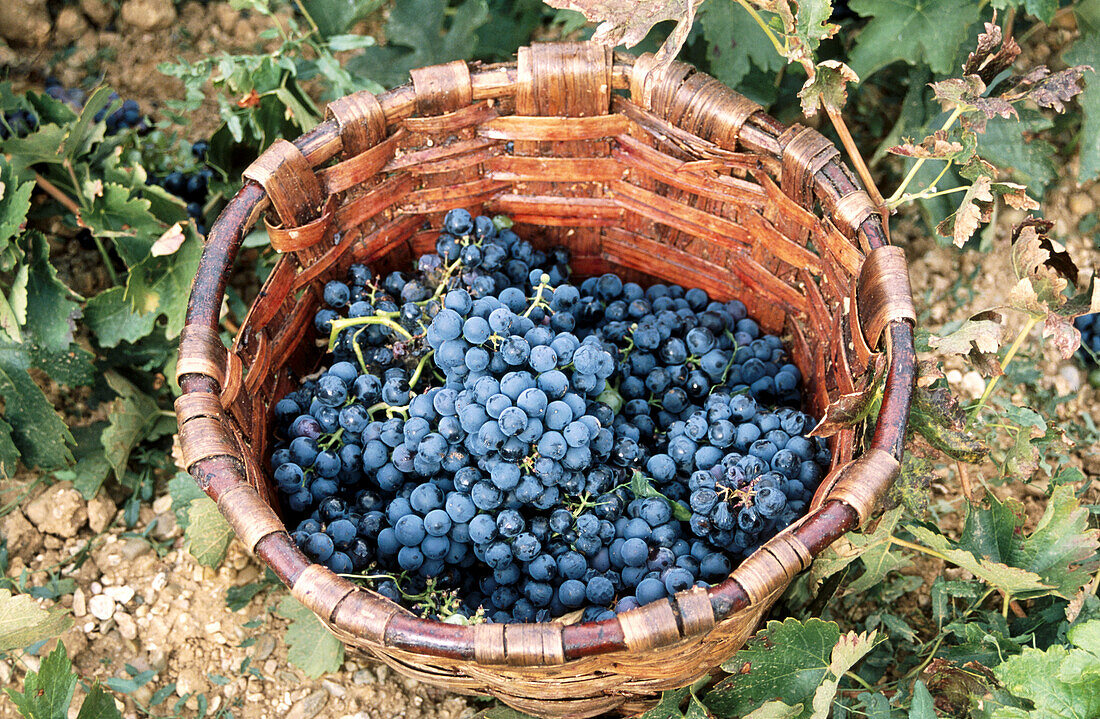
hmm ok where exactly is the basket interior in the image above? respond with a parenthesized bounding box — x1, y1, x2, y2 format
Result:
(228, 103, 871, 517)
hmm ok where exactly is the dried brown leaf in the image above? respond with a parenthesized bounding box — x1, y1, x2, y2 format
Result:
(938, 175, 993, 247)
(963, 22, 1021, 85)
(543, 0, 704, 68)
(1004, 65, 1094, 112)
(928, 316, 1004, 356)
(991, 181, 1040, 212)
(798, 60, 859, 116)
(931, 75, 986, 108)
(889, 130, 964, 159)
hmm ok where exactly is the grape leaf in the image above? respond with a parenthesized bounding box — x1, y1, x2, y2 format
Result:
(992, 619, 1100, 719)
(706, 618, 842, 718)
(184, 497, 233, 568)
(745, 702, 804, 719)
(630, 470, 691, 520)
(1013, 485, 1100, 599)
(1063, 4, 1100, 182)
(798, 60, 859, 116)
(809, 631, 877, 719)
(169, 472, 207, 530)
(276, 596, 345, 678)
(21, 232, 83, 353)
(124, 231, 203, 340)
(991, 0, 1057, 23)
(347, 0, 489, 88)
(808, 507, 908, 592)
(979, 111, 1058, 197)
(938, 175, 993, 248)
(848, 0, 981, 77)
(476, 0, 550, 62)
(906, 485, 1099, 601)
(908, 385, 988, 463)
(0, 341, 75, 469)
(75, 684, 122, 719)
(908, 680, 936, 719)
(0, 416, 18, 478)
(4, 642, 78, 719)
(697, 1, 785, 90)
(84, 287, 158, 348)
(908, 524, 1050, 596)
(0, 158, 33, 254)
(929, 317, 1004, 357)
(0, 589, 73, 652)
(299, 0, 383, 38)
(100, 371, 161, 479)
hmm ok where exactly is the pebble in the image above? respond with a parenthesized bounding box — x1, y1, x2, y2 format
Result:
(0, 661, 11, 685)
(104, 586, 135, 605)
(321, 679, 346, 698)
(1058, 365, 1082, 393)
(86, 494, 116, 534)
(352, 669, 376, 685)
(252, 634, 276, 661)
(960, 370, 986, 399)
(175, 668, 204, 698)
(115, 612, 138, 640)
(286, 690, 329, 719)
(72, 588, 87, 617)
(119, 0, 176, 31)
(119, 537, 152, 561)
(150, 572, 168, 592)
(23, 483, 87, 538)
(88, 594, 116, 621)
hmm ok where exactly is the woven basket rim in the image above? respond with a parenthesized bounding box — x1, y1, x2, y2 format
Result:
(176, 43, 916, 667)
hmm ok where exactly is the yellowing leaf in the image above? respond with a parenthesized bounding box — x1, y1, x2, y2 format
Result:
(940, 175, 993, 248)
(0, 589, 73, 652)
(184, 497, 233, 568)
(150, 222, 186, 257)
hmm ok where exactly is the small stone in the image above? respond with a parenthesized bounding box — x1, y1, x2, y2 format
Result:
(119, 537, 152, 561)
(960, 370, 986, 399)
(72, 588, 87, 618)
(23, 483, 87, 538)
(945, 368, 963, 384)
(175, 668, 204, 698)
(152, 494, 172, 514)
(119, 0, 176, 31)
(264, 659, 278, 676)
(286, 690, 329, 719)
(1, 510, 43, 561)
(0, 661, 11, 685)
(115, 612, 137, 640)
(53, 7, 87, 44)
(0, 0, 50, 46)
(321, 679, 345, 698)
(1058, 364, 1082, 394)
(88, 594, 115, 621)
(150, 572, 168, 592)
(80, 0, 114, 25)
(352, 669, 376, 685)
(252, 634, 276, 662)
(104, 586, 135, 605)
(86, 494, 116, 534)
(1069, 193, 1095, 217)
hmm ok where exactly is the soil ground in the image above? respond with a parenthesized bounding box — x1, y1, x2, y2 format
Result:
(1, 3, 1097, 718)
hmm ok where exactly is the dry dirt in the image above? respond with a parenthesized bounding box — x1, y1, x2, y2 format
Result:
(1, 3, 1099, 719)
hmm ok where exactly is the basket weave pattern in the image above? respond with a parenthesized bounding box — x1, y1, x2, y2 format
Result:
(176, 43, 916, 717)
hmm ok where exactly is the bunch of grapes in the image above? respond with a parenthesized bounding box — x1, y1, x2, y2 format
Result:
(1075, 313, 1100, 368)
(268, 209, 831, 624)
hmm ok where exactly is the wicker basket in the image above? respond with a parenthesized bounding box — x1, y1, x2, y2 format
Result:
(175, 43, 916, 718)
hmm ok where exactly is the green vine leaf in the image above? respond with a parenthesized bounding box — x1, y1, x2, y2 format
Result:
(848, 0, 981, 78)
(0, 589, 73, 652)
(697, 1, 785, 89)
(276, 596, 345, 678)
(1064, 2, 1100, 182)
(184, 498, 233, 568)
(992, 619, 1100, 719)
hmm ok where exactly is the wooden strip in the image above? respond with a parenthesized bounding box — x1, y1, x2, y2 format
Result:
(817, 223, 865, 279)
(333, 174, 416, 231)
(730, 548, 790, 605)
(382, 137, 500, 174)
(410, 60, 472, 116)
(217, 483, 284, 552)
(478, 114, 629, 141)
(503, 623, 565, 666)
(473, 622, 506, 664)
(173, 391, 223, 421)
(330, 589, 403, 644)
(178, 416, 239, 468)
(609, 179, 754, 249)
(317, 130, 404, 195)
(828, 448, 901, 525)
(612, 134, 766, 208)
(291, 564, 357, 623)
(485, 155, 622, 182)
(856, 246, 916, 351)
(402, 99, 497, 134)
(738, 209, 823, 275)
(517, 43, 612, 117)
(675, 586, 716, 636)
(176, 324, 227, 386)
(486, 194, 622, 224)
(237, 257, 298, 335)
(398, 178, 510, 213)
(619, 601, 680, 651)
(325, 90, 387, 157)
(242, 139, 323, 227)
(266, 195, 336, 253)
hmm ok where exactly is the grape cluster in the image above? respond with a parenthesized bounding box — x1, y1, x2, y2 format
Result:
(0, 108, 38, 139)
(268, 209, 831, 624)
(1075, 313, 1100, 367)
(150, 142, 213, 231)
